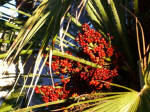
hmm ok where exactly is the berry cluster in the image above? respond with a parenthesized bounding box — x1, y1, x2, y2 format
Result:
(76, 23, 114, 65)
(35, 23, 119, 103)
(50, 51, 74, 75)
(35, 78, 71, 102)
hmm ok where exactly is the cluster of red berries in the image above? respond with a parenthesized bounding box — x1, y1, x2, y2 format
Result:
(76, 23, 114, 65)
(35, 78, 72, 102)
(35, 23, 119, 103)
(51, 51, 75, 75)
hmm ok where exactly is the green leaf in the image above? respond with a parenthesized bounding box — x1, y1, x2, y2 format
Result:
(144, 52, 150, 86)
(0, 20, 21, 30)
(81, 91, 139, 112)
(133, 0, 139, 14)
(10, 8, 31, 17)
(86, 1, 102, 25)
(14, 99, 67, 112)
(85, 0, 134, 69)
(0, 88, 25, 112)
(67, 13, 82, 27)
(53, 50, 102, 69)
(137, 86, 150, 112)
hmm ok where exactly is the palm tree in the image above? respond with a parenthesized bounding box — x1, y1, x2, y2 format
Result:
(0, 0, 150, 112)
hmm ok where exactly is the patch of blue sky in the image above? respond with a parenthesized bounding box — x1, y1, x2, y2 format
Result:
(0, 0, 18, 19)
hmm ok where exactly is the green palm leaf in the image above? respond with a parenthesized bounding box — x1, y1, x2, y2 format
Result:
(83, 92, 139, 112)
(64, 85, 150, 112)
(85, 0, 134, 68)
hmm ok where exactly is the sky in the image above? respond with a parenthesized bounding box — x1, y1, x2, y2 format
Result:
(0, 0, 18, 19)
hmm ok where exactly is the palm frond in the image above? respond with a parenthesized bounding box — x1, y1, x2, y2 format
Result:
(14, 99, 68, 112)
(85, 0, 134, 68)
(0, 88, 25, 112)
(133, 0, 139, 14)
(83, 92, 139, 112)
(65, 85, 150, 112)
